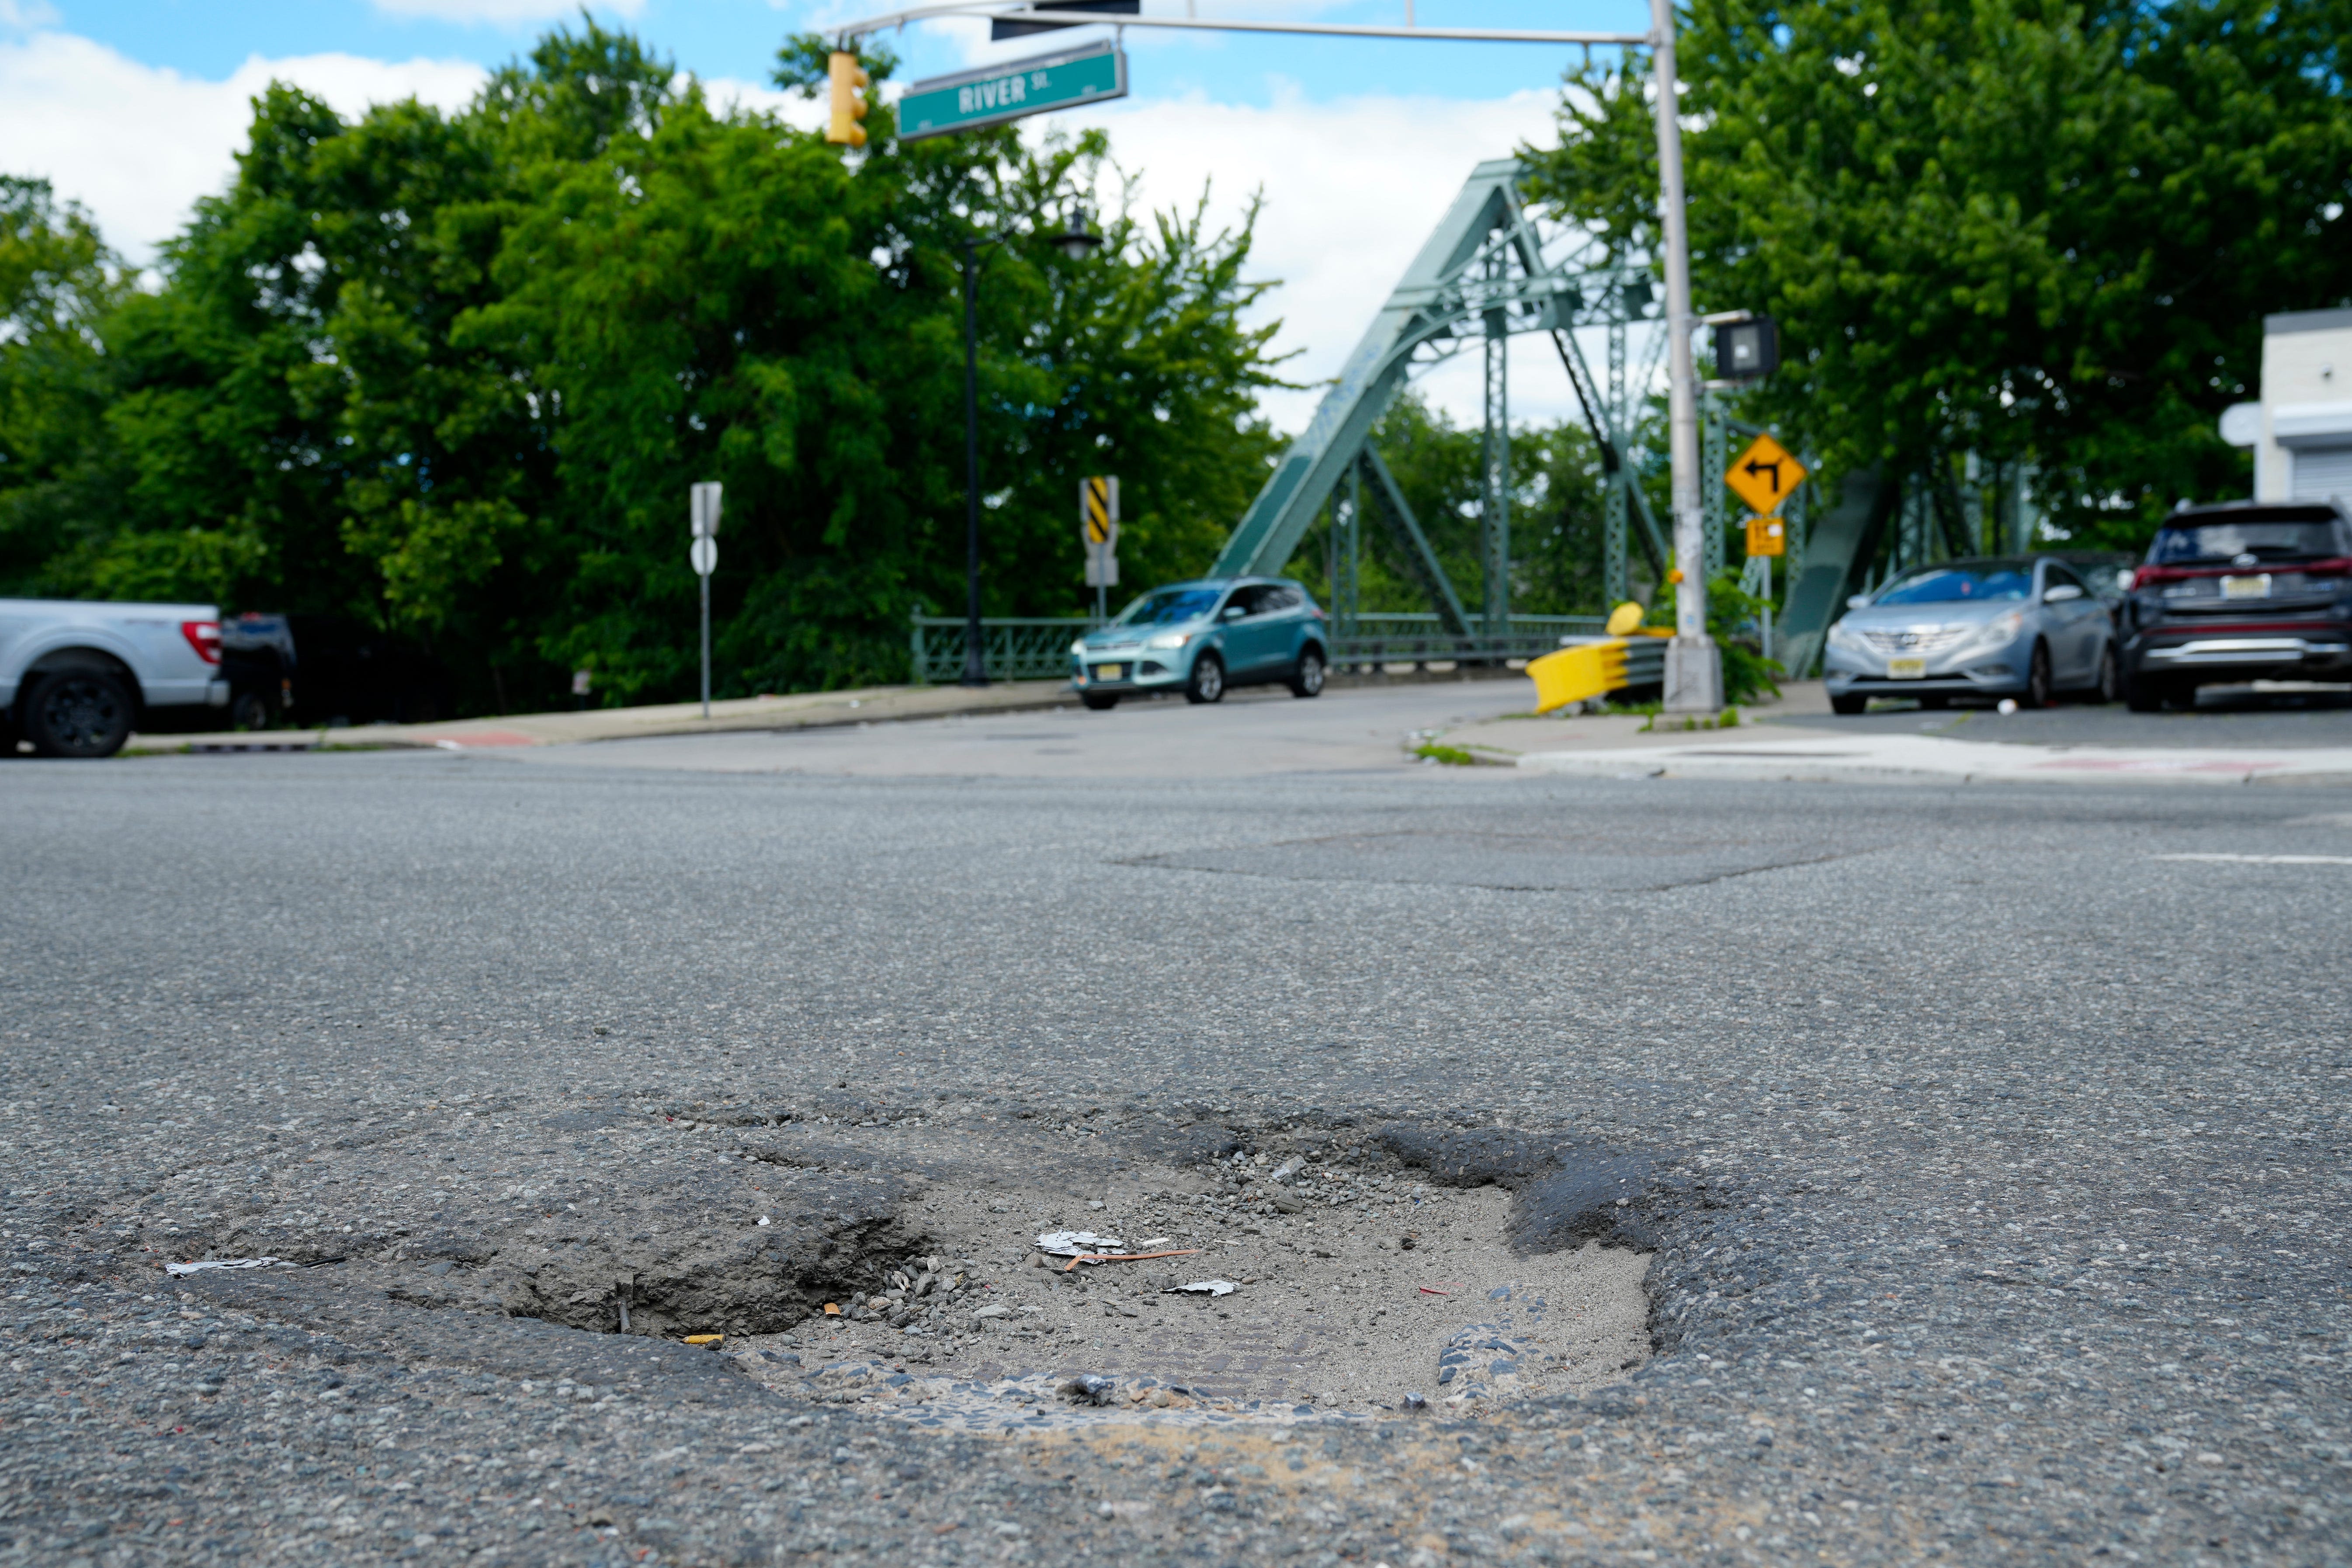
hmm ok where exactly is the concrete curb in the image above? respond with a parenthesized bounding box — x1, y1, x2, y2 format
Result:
(129, 679, 1080, 755)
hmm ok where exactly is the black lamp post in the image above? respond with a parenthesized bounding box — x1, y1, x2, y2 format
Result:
(958, 204, 1103, 687)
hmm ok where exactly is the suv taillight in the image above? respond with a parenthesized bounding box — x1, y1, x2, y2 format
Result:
(181, 620, 222, 665)
(2301, 557, 2352, 579)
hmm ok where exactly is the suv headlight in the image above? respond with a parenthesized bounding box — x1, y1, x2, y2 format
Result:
(1146, 630, 1195, 651)
(1070, 640, 1089, 656)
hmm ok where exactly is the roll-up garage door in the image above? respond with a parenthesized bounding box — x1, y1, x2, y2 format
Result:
(2291, 444, 2352, 501)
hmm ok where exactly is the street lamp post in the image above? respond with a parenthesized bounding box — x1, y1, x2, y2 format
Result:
(960, 236, 987, 686)
(957, 205, 1103, 689)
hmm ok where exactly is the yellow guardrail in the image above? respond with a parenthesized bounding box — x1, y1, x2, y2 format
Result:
(1525, 604, 1667, 712)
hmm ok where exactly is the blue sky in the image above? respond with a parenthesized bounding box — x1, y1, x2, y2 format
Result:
(40, 0, 1644, 104)
(3, 0, 1640, 428)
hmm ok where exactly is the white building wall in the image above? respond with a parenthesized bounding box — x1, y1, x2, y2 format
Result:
(2255, 309, 2352, 502)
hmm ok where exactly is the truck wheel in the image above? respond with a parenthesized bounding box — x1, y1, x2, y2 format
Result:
(1185, 653, 1225, 705)
(24, 670, 135, 758)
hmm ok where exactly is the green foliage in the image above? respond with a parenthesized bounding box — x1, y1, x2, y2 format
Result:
(0, 19, 1288, 712)
(0, 177, 133, 593)
(1523, 0, 2352, 548)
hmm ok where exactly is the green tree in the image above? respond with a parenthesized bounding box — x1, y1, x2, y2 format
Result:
(0, 178, 132, 594)
(1523, 0, 2352, 548)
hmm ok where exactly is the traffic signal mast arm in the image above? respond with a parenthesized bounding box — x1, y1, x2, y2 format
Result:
(829, 1, 1648, 45)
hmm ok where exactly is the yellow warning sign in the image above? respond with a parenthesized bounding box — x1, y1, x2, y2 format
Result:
(1726, 434, 1807, 516)
(1744, 515, 1786, 557)
(1082, 476, 1114, 545)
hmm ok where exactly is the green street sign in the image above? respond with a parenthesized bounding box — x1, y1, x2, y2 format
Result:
(897, 39, 1127, 141)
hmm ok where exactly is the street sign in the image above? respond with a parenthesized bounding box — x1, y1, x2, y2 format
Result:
(1743, 514, 1785, 557)
(1079, 475, 1119, 602)
(690, 481, 723, 539)
(1081, 475, 1118, 546)
(898, 40, 1127, 142)
(690, 535, 717, 576)
(1725, 433, 1806, 516)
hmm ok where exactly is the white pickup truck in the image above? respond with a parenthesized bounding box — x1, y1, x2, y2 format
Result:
(0, 598, 230, 757)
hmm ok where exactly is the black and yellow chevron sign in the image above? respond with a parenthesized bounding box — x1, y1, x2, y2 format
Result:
(1083, 476, 1114, 545)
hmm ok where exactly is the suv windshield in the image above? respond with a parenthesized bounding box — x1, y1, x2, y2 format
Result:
(1117, 587, 1222, 626)
(2150, 516, 2342, 564)
(1873, 564, 2033, 605)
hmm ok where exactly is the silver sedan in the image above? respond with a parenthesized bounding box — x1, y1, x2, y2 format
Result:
(1824, 556, 2118, 713)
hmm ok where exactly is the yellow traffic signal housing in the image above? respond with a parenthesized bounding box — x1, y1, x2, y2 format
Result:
(827, 52, 870, 147)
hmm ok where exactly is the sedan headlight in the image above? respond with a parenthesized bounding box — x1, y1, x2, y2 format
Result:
(1145, 630, 1195, 651)
(1955, 610, 2026, 652)
(1825, 620, 1869, 650)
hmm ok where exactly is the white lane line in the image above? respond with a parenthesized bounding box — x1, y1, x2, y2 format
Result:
(2151, 853, 2352, 865)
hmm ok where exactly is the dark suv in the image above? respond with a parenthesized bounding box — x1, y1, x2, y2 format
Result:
(2118, 500, 2352, 711)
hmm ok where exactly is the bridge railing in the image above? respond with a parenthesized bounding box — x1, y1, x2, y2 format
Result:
(910, 611, 1651, 686)
(910, 615, 1097, 684)
(1330, 613, 1610, 669)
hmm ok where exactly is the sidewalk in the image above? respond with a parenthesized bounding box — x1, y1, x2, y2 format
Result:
(1512, 727, 2352, 787)
(127, 680, 1078, 755)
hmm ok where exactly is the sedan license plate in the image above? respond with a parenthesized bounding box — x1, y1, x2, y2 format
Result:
(1093, 663, 1125, 682)
(2221, 573, 2271, 600)
(1886, 656, 1927, 680)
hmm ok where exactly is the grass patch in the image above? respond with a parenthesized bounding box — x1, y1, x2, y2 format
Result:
(1638, 708, 1742, 733)
(1413, 743, 1479, 766)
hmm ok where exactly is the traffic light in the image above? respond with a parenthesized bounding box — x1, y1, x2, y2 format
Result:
(826, 52, 869, 147)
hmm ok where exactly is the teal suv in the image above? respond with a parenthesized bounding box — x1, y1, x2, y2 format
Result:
(1068, 578, 1329, 710)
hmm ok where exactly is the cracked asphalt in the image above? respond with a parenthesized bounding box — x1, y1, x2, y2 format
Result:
(3, 689, 2349, 1566)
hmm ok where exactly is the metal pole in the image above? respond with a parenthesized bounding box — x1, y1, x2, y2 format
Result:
(960, 238, 988, 687)
(699, 569, 711, 718)
(1651, 0, 1721, 711)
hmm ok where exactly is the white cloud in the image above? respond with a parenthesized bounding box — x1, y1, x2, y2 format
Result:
(1049, 84, 1586, 433)
(0, 30, 485, 263)
(0, 0, 62, 28)
(369, 0, 642, 21)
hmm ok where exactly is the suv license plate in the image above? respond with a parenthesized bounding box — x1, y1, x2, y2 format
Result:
(2222, 574, 2271, 599)
(1094, 664, 1125, 682)
(1886, 657, 1926, 680)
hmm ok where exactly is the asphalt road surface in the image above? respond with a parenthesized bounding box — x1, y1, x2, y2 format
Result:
(4, 681, 2348, 1567)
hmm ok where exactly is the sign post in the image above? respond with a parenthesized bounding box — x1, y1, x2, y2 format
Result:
(689, 482, 722, 719)
(1080, 475, 1119, 621)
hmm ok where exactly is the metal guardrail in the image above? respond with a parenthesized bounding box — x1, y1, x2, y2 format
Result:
(911, 615, 1096, 684)
(908, 611, 1649, 685)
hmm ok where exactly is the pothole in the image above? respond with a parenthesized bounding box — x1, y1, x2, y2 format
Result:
(98, 1098, 1662, 1429)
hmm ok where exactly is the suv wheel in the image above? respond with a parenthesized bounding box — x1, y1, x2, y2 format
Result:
(1288, 646, 1326, 698)
(24, 670, 135, 758)
(1079, 690, 1118, 711)
(230, 689, 274, 731)
(1185, 652, 1225, 704)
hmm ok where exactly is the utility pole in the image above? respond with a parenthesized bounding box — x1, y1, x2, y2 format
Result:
(1649, 0, 1722, 712)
